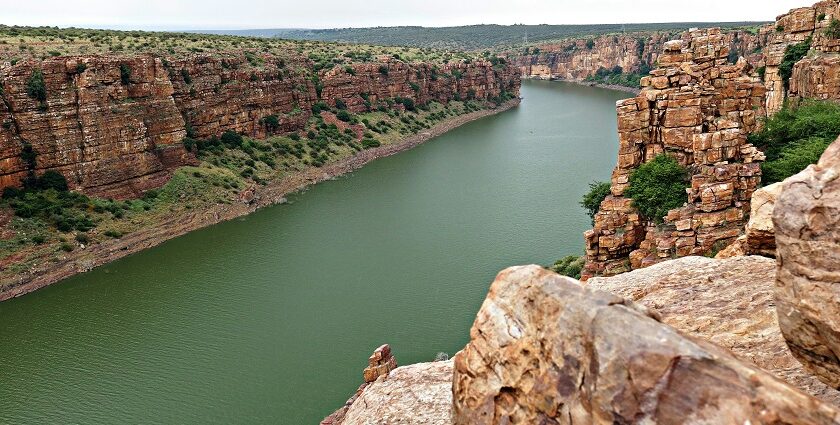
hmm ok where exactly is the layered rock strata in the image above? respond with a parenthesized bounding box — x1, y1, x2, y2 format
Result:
(774, 137, 840, 388)
(363, 344, 398, 383)
(452, 265, 840, 424)
(764, 0, 840, 114)
(508, 29, 764, 83)
(0, 54, 519, 198)
(583, 28, 767, 278)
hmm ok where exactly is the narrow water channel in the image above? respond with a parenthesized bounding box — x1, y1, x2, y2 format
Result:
(0, 80, 629, 424)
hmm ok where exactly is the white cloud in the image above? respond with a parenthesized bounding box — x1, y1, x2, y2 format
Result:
(1, 0, 814, 29)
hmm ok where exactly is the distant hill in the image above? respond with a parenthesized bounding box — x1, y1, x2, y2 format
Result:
(195, 23, 768, 51)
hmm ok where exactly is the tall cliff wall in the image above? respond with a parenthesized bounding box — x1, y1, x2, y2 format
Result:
(507, 29, 766, 83)
(583, 29, 767, 278)
(0, 54, 520, 198)
(583, 0, 840, 278)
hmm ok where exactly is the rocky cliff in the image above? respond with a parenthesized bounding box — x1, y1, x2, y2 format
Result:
(0, 54, 519, 198)
(582, 0, 840, 278)
(507, 29, 765, 84)
(583, 28, 767, 277)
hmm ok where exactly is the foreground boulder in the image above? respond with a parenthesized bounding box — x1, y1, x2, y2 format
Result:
(774, 138, 840, 388)
(453, 265, 840, 424)
(589, 256, 840, 404)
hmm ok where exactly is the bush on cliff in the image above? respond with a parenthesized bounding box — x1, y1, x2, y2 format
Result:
(749, 100, 840, 184)
(779, 37, 811, 90)
(26, 69, 47, 102)
(549, 255, 585, 280)
(580, 181, 611, 225)
(624, 154, 689, 223)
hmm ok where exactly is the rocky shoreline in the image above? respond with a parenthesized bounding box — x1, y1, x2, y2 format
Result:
(0, 99, 520, 302)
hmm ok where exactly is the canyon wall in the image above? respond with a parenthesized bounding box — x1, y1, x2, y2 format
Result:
(507, 29, 766, 82)
(583, 29, 767, 277)
(0, 54, 520, 198)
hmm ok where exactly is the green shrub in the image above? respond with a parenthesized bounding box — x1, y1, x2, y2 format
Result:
(378, 64, 389, 75)
(580, 181, 611, 225)
(550, 255, 585, 279)
(36, 170, 68, 192)
(586, 39, 595, 50)
(624, 155, 689, 223)
(361, 138, 381, 149)
(779, 37, 811, 90)
(75, 233, 89, 244)
(60, 242, 74, 252)
(26, 69, 47, 102)
(221, 131, 243, 147)
(119, 63, 131, 85)
(826, 19, 840, 39)
(336, 110, 352, 122)
(749, 101, 840, 183)
(104, 229, 123, 238)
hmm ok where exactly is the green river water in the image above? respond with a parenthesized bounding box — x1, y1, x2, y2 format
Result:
(0, 80, 629, 424)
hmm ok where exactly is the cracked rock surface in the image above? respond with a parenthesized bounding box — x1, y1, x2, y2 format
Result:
(774, 137, 840, 388)
(452, 265, 840, 424)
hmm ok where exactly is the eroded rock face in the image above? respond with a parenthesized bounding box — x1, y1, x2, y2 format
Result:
(583, 28, 766, 278)
(452, 265, 840, 424)
(507, 30, 764, 83)
(764, 0, 840, 114)
(745, 181, 784, 257)
(0, 55, 191, 198)
(0, 54, 519, 198)
(774, 137, 840, 388)
(589, 256, 840, 405)
(342, 360, 453, 425)
(363, 344, 398, 383)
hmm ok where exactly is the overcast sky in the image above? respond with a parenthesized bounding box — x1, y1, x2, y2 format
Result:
(3, 0, 813, 30)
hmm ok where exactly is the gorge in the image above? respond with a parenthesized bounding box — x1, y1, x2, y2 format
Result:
(0, 80, 628, 424)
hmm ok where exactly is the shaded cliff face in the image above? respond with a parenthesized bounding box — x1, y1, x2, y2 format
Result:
(583, 29, 766, 278)
(0, 54, 520, 198)
(507, 30, 765, 82)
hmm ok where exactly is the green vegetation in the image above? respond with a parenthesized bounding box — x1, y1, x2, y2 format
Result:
(779, 37, 811, 90)
(624, 154, 689, 223)
(748, 100, 840, 184)
(269, 22, 767, 51)
(580, 181, 611, 225)
(26, 69, 47, 102)
(825, 19, 840, 39)
(119, 63, 131, 84)
(584, 66, 644, 89)
(549, 255, 585, 279)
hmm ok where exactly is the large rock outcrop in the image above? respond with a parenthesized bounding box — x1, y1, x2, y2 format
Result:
(589, 255, 840, 404)
(774, 137, 840, 388)
(583, 28, 767, 278)
(0, 54, 520, 198)
(452, 265, 840, 424)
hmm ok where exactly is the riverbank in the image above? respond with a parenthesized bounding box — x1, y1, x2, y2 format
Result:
(0, 99, 520, 302)
(521, 75, 641, 95)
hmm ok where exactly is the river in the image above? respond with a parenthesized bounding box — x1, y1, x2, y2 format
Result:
(0, 80, 629, 424)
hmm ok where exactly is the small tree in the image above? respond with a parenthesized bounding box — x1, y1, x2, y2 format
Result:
(580, 181, 611, 225)
(26, 70, 47, 102)
(826, 19, 840, 39)
(624, 154, 689, 223)
(119, 64, 131, 85)
(36, 170, 69, 191)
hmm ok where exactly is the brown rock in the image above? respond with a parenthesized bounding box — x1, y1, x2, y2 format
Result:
(363, 344, 398, 383)
(452, 265, 840, 424)
(589, 256, 840, 405)
(341, 360, 453, 425)
(745, 182, 784, 257)
(774, 137, 840, 388)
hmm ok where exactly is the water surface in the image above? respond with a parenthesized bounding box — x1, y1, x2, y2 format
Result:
(0, 80, 628, 424)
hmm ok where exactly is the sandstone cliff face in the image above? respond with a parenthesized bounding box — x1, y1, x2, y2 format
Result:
(0, 56, 190, 198)
(764, 0, 840, 114)
(508, 30, 764, 83)
(774, 137, 840, 388)
(452, 265, 840, 424)
(583, 29, 767, 277)
(0, 55, 520, 198)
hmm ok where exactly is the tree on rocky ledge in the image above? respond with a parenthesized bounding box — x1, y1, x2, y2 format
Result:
(624, 154, 689, 224)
